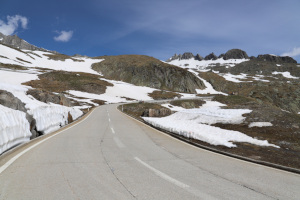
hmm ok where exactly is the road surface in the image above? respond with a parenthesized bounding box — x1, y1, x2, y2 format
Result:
(0, 104, 299, 199)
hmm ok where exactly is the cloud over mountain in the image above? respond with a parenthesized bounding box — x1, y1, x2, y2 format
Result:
(0, 15, 28, 35)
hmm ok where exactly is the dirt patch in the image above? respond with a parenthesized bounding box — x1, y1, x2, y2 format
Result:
(0, 63, 28, 70)
(43, 53, 84, 62)
(23, 71, 113, 94)
(170, 99, 205, 109)
(148, 90, 182, 100)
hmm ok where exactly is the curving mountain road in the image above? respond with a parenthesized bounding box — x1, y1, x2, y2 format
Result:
(0, 104, 299, 200)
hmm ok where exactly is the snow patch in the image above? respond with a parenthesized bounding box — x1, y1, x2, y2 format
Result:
(0, 44, 103, 74)
(249, 122, 273, 128)
(143, 100, 279, 148)
(168, 58, 249, 71)
(272, 71, 299, 79)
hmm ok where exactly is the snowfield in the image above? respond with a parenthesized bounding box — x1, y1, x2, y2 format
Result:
(143, 100, 279, 148)
(168, 58, 249, 70)
(0, 44, 103, 74)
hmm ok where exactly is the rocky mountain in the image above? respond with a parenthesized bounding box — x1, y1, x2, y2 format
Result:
(92, 55, 206, 93)
(167, 48, 297, 63)
(0, 32, 52, 52)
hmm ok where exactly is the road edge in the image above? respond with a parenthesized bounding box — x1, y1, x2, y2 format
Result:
(117, 105, 300, 175)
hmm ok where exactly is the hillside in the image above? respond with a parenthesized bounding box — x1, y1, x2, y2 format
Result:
(92, 55, 205, 93)
(1, 36, 300, 169)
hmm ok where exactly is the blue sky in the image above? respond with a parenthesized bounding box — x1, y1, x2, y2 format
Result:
(1, 0, 300, 62)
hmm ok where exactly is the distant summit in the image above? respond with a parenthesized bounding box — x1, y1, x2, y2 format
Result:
(0, 32, 52, 53)
(167, 48, 296, 63)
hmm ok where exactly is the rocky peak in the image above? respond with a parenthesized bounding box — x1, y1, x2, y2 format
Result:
(223, 49, 249, 60)
(204, 52, 217, 60)
(181, 52, 194, 60)
(0, 32, 51, 52)
(195, 54, 203, 61)
(256, 54, 297, 63)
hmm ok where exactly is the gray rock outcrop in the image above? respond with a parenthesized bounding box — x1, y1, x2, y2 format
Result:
(0, 32, 52, 52)
(204, 52, 218, 60)
(181, 52, 194, 60)
(142, 108, 172, 117)
(223, 49, 249, 60)
(256, 54, 297, 63)
(27, 89, 72, 107)
(195, 54, 203, 61)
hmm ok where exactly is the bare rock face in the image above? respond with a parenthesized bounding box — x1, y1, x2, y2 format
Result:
(0, 32, 52, 53)
(181, 52, 194, 60)
(257, 54, 297, 63)
(223, 49, 249, 60)
(204, 52, 218, 60)
(0, 90, 38, 139)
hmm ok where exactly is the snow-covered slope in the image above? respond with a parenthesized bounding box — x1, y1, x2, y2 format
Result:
(144, 100, 279, 148)
(0, 44, 102, 74)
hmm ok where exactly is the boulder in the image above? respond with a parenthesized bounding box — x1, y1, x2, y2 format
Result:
(223, 49, 249, 60)
(142, 108, 172, 117)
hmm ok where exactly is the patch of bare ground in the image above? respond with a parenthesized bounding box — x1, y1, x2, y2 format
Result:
(43, 53, 84, 62)
(170, 99, 205, 109)
(0, 63, 28, 70)
(23, 71, 113, 94)
(148, 90, 182, 100)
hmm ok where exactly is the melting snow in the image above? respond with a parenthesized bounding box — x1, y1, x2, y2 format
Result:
(143, 100, 279, 148)
(249, 122, 273, 128)
(272, 71, 299, 79)
(168, 58, 249, 71)
(0, 44, 102, 74)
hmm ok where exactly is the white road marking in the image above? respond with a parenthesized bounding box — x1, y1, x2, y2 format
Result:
(113, 137, 125, 148)
(134, 157, 189, 189)
(108, 118, 111, 122)
(0, 107, 97, 174)
(111, 127, 115, 134)
(134, 157, 217, 199)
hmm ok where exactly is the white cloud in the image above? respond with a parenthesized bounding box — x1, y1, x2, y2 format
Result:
(54, 30, 73, 42)
(0, 15, 28, 35)
(281, 47, 300, 57)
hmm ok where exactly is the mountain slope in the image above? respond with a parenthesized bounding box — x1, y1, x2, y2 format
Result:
(92, 55, 205, 93)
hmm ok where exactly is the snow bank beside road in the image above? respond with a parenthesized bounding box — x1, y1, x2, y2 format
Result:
(143, 100, 279, 148)
(0, 105, 31, 154)
(0, 69, 83, 152)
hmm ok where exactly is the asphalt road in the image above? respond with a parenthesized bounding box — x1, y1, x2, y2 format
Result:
(0, 104, 299, 200)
